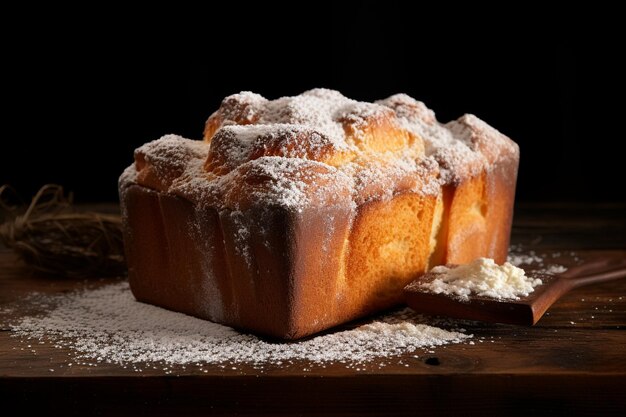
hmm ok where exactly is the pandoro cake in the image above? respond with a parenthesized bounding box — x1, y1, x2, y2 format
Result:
(119, 89, 519, 339)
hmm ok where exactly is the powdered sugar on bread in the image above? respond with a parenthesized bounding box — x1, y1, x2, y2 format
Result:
(120, 89, 517, 213)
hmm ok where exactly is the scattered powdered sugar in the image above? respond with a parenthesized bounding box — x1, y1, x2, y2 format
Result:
(8, 282, 471, 368)
(507, 252, 544, 266)
(507, 247, 570, 275)
(412, 257, 543, 301)
(540, 264, 568, 275)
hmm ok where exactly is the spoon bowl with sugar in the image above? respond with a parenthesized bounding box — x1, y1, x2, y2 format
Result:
(403, 257, 626, 325)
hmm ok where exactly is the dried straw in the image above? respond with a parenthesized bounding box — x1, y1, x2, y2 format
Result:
(0, 184, 126, 278)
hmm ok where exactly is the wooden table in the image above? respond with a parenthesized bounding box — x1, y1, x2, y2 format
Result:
(1, 203, 625, 416)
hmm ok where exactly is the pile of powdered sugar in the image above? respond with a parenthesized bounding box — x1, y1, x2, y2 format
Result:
(412, 248, 571, 302)
(411, 257, 543, 301)
(7, 282, 471, 369)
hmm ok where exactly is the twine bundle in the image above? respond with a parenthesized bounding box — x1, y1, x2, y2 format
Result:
(0, 184, 126, 278)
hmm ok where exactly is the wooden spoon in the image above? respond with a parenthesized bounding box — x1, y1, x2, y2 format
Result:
(403, 257, 626, 325)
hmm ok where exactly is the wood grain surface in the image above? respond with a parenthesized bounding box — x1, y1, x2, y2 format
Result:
(1, 203, 625, 416)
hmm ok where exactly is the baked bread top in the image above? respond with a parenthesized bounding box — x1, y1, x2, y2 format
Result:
(120, 89, 518, 211)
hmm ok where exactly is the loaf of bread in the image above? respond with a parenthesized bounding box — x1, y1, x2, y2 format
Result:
(119, 89, 519, 339)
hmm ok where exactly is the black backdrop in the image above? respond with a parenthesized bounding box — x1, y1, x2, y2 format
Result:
(2, 5, 624, 203)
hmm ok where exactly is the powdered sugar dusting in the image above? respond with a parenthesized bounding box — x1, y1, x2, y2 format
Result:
(218, 91, 267, 124)
(119, 164, 138, 188)
(260, 89, 350, 144)
(377, 94, 490, 184)
(7, 283, 471, 368)
(541, 264, 568, 275)
(507, 247, 570, 275)
(120, 89, 518, 214)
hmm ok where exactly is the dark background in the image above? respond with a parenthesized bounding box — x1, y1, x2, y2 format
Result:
(2, 5, 624, 203)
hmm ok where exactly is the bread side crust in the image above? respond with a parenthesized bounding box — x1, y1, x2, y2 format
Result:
(121, 154, 517, 339)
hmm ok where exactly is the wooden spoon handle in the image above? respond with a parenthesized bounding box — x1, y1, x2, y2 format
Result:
(560, 257, 626, 279)
(564, 259, 626, 290)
